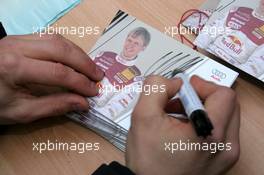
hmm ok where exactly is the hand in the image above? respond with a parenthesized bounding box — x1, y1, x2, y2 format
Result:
(0, 34, 104, 124)
(126, 76, 240, 175)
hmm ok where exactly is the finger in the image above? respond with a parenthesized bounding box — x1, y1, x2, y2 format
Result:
(15, 57, 99, 96)
(225, 102, 240, 145)
(190, 75, 219, 101)
(23, 84, 66, 96)
(133, 76, 182, 119)
(4, 34, 42, 41)
(190, 75, 237, 142)
(206, 103, 240, 174)
(2, 34, 104, 81)
(206, 87, 237, 141)
(165, 98, 185, 114)
(13, 93, 89, 123)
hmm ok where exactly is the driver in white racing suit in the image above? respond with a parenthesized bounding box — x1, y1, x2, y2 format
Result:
(90, 27, 151, 121)
(195, 0, 264, 78)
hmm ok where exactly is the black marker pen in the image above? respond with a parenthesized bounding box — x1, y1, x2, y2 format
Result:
(175, 73, 213, 138)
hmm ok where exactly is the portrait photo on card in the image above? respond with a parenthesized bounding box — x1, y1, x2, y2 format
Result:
(88, 26, 152, 122)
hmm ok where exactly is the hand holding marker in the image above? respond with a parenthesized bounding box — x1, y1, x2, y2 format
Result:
(174, 73, 213, 138)
(144, 51, 213, 137)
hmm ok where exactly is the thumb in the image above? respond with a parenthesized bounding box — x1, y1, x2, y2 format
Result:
(14, 93, 89, 123)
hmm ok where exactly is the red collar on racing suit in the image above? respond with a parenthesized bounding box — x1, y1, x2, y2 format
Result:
(94, 51, 141, 88)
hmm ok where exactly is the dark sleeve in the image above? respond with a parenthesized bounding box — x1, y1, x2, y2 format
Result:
(92, 161, 135, 175)
(0, 22, 7, 39)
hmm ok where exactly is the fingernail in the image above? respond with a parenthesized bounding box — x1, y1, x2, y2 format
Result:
(172, 77, 181, 82)
(96, 85, 100, 95)
(172, 77, 183, 85)
(96, 66, 104, 78)
(73, 103, 89, 112)
(89, 82, 100, 96)
(172, 77, 180, 80)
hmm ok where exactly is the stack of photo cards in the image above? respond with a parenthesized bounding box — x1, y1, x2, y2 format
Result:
(193, 0, 264, 83)
(68, 11, 239, 151)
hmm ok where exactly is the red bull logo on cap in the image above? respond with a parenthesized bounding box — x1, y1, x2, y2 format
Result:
(221, 35, 243, 55)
